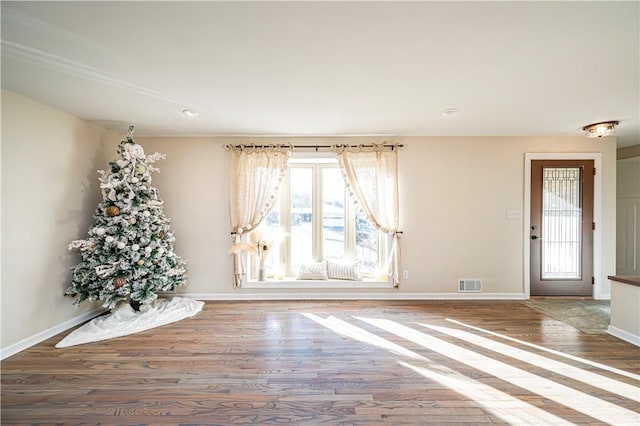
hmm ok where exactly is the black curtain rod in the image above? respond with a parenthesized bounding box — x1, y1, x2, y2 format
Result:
(224, 143, 403, 151)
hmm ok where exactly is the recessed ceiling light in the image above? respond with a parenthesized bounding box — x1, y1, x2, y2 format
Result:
(182, 109, 199, 118)
(441, 108, 460, 117)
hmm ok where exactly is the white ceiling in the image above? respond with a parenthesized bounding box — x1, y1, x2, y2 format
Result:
(2, 1, 639, 147)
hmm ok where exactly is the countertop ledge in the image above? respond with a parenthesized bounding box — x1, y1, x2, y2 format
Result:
(608, 275, 640, 287)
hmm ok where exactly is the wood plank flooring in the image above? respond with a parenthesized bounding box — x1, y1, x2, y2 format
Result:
(2, 300, 639, 425)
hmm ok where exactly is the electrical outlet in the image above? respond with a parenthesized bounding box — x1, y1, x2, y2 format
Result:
(402, 270, 409, 279)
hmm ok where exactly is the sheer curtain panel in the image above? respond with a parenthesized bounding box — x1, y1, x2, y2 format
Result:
(336, 145, 402, 286)
(228, 146, 289, 287)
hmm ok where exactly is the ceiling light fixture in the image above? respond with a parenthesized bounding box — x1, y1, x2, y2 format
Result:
(441, 108, 460, 117)
(182, 109, 199, 118)
(582, 121, 618, 138)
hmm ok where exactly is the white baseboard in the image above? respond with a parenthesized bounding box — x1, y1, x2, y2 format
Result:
(606, 325, 640, 347)
(1, 293, 526, 359)
(181, 292, 527, 301)
(594, 293, 611, 301)
(1, 307, 106, 360)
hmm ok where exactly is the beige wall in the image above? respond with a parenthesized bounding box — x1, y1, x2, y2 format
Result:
(616, 153, 640, 275)
(0, 90, 618, 352)
(1, 90, 109, 349)
(130, 135, 617, 297)
(609, 281, 640, 340)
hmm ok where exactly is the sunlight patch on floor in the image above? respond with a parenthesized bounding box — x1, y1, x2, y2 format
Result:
(302, 313, 424, 362)
(303, 313, 577, 425)
(417, 322, 640, 402)
(355, 316, 639, 425)
(445, 318, 640, 381)
(399, 361, 575, 425)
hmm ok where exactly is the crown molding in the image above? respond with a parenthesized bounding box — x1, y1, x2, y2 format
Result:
(2, 40, 185, 107)
(617, 144, 640, 160)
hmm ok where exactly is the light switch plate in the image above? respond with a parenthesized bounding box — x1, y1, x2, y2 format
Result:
(507, 210, 522, 219)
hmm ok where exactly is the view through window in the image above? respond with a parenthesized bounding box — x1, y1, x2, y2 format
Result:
(253, 156, 381, 280)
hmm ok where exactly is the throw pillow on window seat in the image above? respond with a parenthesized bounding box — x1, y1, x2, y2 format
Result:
(296, 260, 328, 280)
(327, 259, 362, 281)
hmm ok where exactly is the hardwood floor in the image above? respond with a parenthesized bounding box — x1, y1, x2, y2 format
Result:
(2, 300, 639, 425)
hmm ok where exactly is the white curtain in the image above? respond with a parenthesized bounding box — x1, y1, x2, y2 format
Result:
(336, 145, 402, 286)
(229, 146, 289, 287)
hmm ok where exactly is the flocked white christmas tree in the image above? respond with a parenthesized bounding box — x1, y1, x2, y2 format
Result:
(66, 126, 187, 311)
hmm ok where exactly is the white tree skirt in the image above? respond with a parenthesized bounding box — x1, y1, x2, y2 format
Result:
(56, 296, 204, 348)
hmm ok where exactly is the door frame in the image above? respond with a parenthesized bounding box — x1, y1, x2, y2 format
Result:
(524, 153, 604, 299)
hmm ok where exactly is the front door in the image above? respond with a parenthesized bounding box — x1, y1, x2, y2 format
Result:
(530, 160, 594, 296)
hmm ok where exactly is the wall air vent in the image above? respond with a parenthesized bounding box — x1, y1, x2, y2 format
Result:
(458, 278, 482, 292)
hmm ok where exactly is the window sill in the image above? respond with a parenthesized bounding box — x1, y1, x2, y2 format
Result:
(242, 279, 393, 289)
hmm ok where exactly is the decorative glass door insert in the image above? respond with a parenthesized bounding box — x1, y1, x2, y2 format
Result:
(541, 167, 583, 280)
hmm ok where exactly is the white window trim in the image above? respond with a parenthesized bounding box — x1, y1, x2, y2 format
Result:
(242, 279, 394, 289)
(245, 152, 389, 286)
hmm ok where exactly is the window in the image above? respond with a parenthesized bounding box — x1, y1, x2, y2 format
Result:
(251, 154, 384, 281)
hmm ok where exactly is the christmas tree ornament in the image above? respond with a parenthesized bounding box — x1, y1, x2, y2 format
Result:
(113, 277, 127, 288)
(65, 126, 188, 311)
(106, 206, 120, 217)
(124, 142, 146, 160)
(158, 231, 165, 239)
(136, 164, 146, 174)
